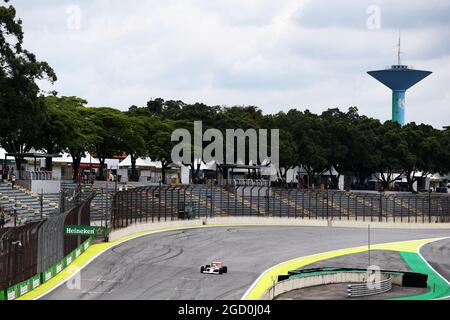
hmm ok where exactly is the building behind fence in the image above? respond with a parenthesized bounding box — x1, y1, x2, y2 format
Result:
(0, 190, 95, 292)
(112, 184, 450, 229)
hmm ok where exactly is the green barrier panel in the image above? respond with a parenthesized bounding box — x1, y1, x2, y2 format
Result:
(4, 237, 94, 300)
(29, 275, 41, 291)
(391, 252, 450, 300)
(54, 260, 64, 275)
(17, 280, 30, 298)
(6, 285, 18, 301)
(82, 237, 92, 252)
(64, 251, 76, 268)
(75, 246, 82, 258)
(42, 265, 55, 284)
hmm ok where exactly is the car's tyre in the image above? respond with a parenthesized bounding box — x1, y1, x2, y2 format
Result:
(219, 269, 223, 275)
(206, 265, 210, 268)
(200, 266, 205, 273)
(222, 266, 228, 273)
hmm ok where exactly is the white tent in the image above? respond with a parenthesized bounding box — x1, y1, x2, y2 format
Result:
(81, 153, 100, 164)
(119, 156, 160, 168)
(148, 160, 163, 169)
(189, 159, 217, 171)
(52, 152, 100, 164)
(52, 153, 73, 164)
(0, 148, 6, 160)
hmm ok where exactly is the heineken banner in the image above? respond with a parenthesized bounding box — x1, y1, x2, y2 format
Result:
(64, 225, 106, 237)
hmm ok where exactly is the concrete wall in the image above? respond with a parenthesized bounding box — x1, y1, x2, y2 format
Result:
(117, 168, 128, 183)
(29, 180, 61, 194)
(109, 220, 202, 242)
(260, 272, 393, 300)
(108, 216, 450, 242)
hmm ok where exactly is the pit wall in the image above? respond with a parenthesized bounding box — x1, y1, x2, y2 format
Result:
(108, 217, 450, 241)
(260, 272, 401, 300)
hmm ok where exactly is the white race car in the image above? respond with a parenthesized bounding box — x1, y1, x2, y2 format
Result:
(200, 261, 228, 275)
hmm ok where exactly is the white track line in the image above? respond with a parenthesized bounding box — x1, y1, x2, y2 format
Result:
(416, 237, 450, 300)
(242, 236, 450, 300)
(33, 230, 180, 300)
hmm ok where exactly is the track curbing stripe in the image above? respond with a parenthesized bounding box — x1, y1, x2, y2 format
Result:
(241, 237, 447, 300)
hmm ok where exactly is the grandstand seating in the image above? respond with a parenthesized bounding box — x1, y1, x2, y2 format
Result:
(0, 182, 59, 225)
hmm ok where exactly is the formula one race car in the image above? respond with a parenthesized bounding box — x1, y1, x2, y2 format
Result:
(200, 261, 228, 275)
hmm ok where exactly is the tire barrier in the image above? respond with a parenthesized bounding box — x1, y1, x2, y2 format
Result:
(402, 271, 429, 288)
(0, 191, 95, 299)
(347, 277, 392, 298)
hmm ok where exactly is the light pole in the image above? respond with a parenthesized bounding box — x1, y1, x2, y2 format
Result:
(40, 189, 43, 220)
(429, 188, 432, 223)
(379, 186, 383, 222)
(368, 224, 371, 267)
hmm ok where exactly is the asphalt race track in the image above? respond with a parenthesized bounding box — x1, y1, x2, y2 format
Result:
(41, 226, 450, 300)
(421, 238, 450, 285)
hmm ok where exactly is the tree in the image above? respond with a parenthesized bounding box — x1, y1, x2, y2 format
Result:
(83, 107, 133, 181)
(66, 107, 95, 182)
(285, 110, 328, 188)
(320, 108, 356, 189)
(39, 96, 92, 181)
(40, 96, 88, 170)
(339, 116, 380, 189)
(402, 123, 442, 192)
(374, 121, 408, 190)
(0, 0, 57, 173)
(276, 130, 297, 184)
(146, 119, 185, 184)
(123, 115, 148, 182)
(439, 128, 450, 175)
(146, 98, 165, 116)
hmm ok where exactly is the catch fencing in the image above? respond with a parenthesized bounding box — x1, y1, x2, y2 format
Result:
(0, 190, 95, 292)
(111, 185, 450, 229)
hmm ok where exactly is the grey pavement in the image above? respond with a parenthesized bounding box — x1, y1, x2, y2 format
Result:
(41, 226, 450, 300)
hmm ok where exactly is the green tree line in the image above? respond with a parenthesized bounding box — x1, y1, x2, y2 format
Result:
(1, 0, 449, 188)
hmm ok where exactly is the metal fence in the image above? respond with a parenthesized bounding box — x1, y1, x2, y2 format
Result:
(111, 185, 450, 229)
(0, 191, 95, 291)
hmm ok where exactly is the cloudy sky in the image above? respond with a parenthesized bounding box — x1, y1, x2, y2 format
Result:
(12, 0, 450, 128)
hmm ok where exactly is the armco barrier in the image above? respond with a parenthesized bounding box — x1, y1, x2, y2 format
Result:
(262, 271, 371, 300)
(2, 237, 92, 300)
(347, 277, 392, 298)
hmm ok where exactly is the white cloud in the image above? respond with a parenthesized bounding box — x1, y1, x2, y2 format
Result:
(11, 0, 450, 128)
